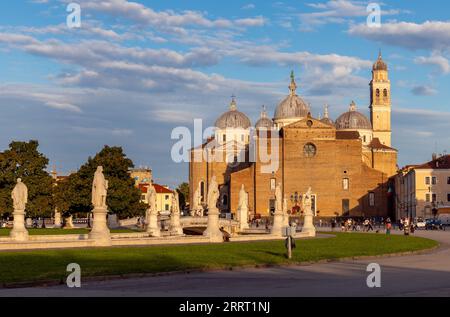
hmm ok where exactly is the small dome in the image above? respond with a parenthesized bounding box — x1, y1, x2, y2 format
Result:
(335, 101, 372, 130)
(373, 51, 387, 71)
(215, 97, 251, 129)
(255, 106, 273, 129)
(274, 71, 309, 120)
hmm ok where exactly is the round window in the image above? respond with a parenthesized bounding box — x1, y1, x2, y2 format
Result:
(303, 143, 317, 158)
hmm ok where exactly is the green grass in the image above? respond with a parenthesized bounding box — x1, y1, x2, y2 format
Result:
(0, 228, 141, 236)
(0, 233, 438, 285)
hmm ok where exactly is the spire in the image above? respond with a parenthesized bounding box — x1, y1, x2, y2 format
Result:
(260, 105, 267, 118)
(378, 49, 382, 60)
(230, 95, 237, 111)
(289, 70, 297, 96)
(324, 104, 329, 118)
(349, 101, 357, 111)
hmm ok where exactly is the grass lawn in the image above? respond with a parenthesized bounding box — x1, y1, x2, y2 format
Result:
(0, 228, 141, 236)
(0, 232, 438, 285)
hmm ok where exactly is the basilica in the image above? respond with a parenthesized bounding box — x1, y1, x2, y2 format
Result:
(189, 53, 398, 218)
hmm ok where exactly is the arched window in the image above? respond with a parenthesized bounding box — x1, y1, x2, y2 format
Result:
(383, 89, 388, 98)
(376, 89, 380, 97)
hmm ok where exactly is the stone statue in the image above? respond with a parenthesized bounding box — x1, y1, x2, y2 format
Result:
(238, 184, 248, 211)
(92, 166, 108, 209)
(12, 178, 28, 210)
(89, 167, 111, 246)
(170, 191, 183, 235)
(275, 183, 282, 212)
(302, 187, 313, 211)
(146, 183, 157, 213)
(207, 176, 219, 210)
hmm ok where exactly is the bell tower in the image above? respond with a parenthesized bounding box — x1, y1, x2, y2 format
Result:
(370, 51, 392, 147)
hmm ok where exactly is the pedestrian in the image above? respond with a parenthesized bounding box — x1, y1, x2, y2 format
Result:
(386, 221, 392, 236)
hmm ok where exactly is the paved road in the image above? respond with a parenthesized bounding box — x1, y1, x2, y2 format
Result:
(1, 230, 449, 297)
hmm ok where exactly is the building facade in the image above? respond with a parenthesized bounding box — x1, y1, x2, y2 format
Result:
(139, 183, 175, 213)
(395, 155, 450, 219)
(189, 53, 398, 218)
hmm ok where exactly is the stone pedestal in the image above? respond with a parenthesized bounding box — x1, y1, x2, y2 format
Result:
(170, 211, 183, 236)
(146, 210, 161, 237)
(54, 211, 62, 228)
(203, 207, 223, 242)
(302, 210, 316, 237)
(283, 213, 290, 228)
(238, 207, 249, 231)
(88, 208, 111, 246)
(10, 209, 29, 241)
(271, 210, 284, 237)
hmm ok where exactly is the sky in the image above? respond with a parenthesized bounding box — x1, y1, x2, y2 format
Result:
(0, 0, 449, 188)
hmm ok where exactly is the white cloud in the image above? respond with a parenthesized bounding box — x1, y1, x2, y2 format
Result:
(415, 53, 450, 74)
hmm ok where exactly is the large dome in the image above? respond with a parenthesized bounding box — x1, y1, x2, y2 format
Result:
(215, 98, 251, 129)
(335, 101, 372, 130)
(274, 72, 309, 121)
(255, 106, 273, 129)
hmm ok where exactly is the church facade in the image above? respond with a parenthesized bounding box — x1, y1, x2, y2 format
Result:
(189, 53, 397, 218)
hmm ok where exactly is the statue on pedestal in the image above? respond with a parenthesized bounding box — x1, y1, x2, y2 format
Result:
(170, 191, 183, 235)
(145, 183, 160, 237)
(238, 184, 249, 231)
(10, 178, 29, 241)
(89, 166, 112, 246)
(302, 187, 316, 236)
(203, 176, 222, 242)
(271, 183, 284, 236)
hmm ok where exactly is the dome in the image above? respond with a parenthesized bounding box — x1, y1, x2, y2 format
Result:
(335, 101, 372, 130)
(274, 71, 309, 120)
(373, 51, 387, 71)
(215, 97, 251, 129)
(255, 106, 274, 129)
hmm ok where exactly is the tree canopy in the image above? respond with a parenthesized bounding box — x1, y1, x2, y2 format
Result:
(0, 141, 53, 218)
(176, 182, 189, 210)
(54, 146, 146, 219)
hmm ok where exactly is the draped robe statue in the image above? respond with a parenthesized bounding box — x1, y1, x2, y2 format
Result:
(207, 176, 219, 211)
(12, 178, 28, 210)
(275, 183, 283, 212)
(92, 166, 108, 209)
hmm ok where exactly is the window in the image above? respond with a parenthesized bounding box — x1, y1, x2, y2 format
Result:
(270, 178, 276, 191)
(165, 195, 169, 200)
(376, 89, 380, 97)
(303, 143, 317, 158)
(426, 193, 430, 203)
(141, 195, 146, 201)
(432, 193, 437, 202)
(447, 193, 450, 202)
(343, 178, 349, 191)
(383, 89, 388, 98)
(432, 177, 437, 185)
(223, 134, 226, 142)
(363, 135, 366, 143)
(425, 177, 430, 185)
(200, 181, 205, 202)
(448, 177, 450, 185)
(369, 192, 375, 207)
(165, 204, 169, 211)
(342, 199, 350, 215)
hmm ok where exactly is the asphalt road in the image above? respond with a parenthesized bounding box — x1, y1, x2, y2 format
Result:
(1, 230, 449, 297)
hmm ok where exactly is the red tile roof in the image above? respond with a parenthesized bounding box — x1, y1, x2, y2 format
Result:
(368, 138, 397, 151)
(415, 155, 450, 170)
(139, 183, 174, 194)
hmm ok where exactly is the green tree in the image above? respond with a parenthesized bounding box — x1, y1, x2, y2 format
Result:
(176, 182, 189, 210)
(59, 146, 146, 219)
(0, 141, 53, 218)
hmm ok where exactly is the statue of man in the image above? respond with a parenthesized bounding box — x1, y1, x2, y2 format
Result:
(207, 176, 219, 210)
(146, 183, 157, 213)
(172, 191, 180, 214)
(12, 178, 28, 210)
(303, 187, 313, 210)
(92, 166, 108, 209)
(275, 183, 282, 212)
(238, 184, 248, 210)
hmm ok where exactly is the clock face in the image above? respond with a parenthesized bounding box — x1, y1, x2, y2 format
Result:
(303, 143, 317, 158)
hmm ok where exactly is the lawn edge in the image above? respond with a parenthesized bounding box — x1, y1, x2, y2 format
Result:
(0, 238, 440, 290)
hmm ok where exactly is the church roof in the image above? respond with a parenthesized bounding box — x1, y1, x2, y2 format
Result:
(255, 106, 274, 129)
(373, 51, 388, 71)
(368, 138, 397, 151)
(335, 101, 372, 130)
(274, 71, 310, 120)
(215, 97, 251, 129)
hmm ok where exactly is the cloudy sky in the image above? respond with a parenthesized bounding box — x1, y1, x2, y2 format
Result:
(0, 0, 449, 187)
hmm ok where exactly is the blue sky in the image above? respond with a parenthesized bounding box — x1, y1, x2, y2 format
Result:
(0, 0, 449, 187)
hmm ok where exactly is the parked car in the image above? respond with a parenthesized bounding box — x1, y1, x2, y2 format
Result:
(414, 217, 426, 229)
(425, 219, 443, 230)
(438, 214, 450, 227)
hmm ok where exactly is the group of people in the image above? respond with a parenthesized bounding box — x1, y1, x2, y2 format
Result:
(336, 218, 376, 232)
